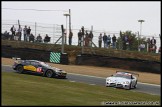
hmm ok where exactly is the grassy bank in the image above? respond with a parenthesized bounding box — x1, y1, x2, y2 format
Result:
(2, 40, 160, 64)
(2, 72, 160, 106)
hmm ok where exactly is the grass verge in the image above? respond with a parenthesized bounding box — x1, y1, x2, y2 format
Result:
(2, 72, 160, 106)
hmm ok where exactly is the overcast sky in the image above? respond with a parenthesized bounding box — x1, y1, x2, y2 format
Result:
(2, 1, 161, 36)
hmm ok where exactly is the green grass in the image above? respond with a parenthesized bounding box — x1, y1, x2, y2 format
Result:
(2, 72, 160, 106)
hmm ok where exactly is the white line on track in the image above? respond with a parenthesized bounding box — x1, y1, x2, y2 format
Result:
(89, 84, 96, 85)
(2, 64, 160, 87)
(2, 64, 12, 67)
(69, 80, 76, 82)
(68, 72, 105, 79)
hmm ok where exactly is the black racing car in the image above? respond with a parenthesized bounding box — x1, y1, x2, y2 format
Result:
(12, 59, 67, 78)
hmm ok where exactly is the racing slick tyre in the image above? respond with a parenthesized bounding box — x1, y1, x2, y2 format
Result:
(128, 82, 132, 90)
(126, 82, 132, 90)
(16, 65, 24, 73)
(45, 70, 54, 78)
(134, 81, 137, 88)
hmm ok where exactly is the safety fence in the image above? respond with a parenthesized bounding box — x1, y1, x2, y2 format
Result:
(1, 19, 120, 46)
(1, 19, 160, 53)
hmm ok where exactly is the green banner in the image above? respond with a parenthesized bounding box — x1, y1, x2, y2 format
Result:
(50, 52, 61, 63)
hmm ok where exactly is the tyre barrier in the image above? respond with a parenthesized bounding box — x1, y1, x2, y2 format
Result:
(76, 54, 161, 74)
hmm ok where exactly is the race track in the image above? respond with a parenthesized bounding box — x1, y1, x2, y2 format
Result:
(2, 65, 160, 96)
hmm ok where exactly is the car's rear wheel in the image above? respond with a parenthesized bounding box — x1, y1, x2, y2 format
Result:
(61, 76, 66, 79)
(45, 70, 53, 78)
(16, 65, 24, 73)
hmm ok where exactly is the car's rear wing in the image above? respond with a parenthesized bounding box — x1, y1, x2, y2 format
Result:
(116, 71, 139, 77)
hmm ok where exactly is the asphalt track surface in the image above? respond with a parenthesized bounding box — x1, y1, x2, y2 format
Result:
(2, 65, 160, 96)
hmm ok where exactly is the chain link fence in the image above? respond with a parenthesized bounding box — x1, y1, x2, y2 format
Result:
(1, 19, 120, 47)
(1, 19, 160, 53)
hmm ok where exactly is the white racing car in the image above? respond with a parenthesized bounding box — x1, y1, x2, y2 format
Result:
(106, 71, 139, 90)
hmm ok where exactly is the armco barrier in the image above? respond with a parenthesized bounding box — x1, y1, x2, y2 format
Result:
(76, 54, 161, 74)
(2, 45, 69, 65)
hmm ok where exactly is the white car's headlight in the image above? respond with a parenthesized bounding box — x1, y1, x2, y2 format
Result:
(123, 81, 130, 84)
(106, 79, 111, 82)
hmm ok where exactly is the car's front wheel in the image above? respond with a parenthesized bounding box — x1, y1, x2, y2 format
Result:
(45, 70, 53, 78)
(16, 65, 24, 73)
(126, 82, 132, 90)
(134, 81, 137, 88)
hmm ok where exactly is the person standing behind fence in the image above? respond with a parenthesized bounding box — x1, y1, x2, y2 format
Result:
(69, 31, 73, 45)
(123, 35, 128, 50)
(150, 37, 156, 46)
(78, 30, 82, 46)
(107, 35, 111, 48)
(139, 42, 145, 52)
(88, 31, 93, 47)
(23, 25, 28, 42)
(150, 37, 156, 53)
(98, 33, 102, 48)
(112, 34, 117, 49)
(17, 25, 22, 41)
(10, 25, 16, 40)
(26, 26, 31, 42)
(103, 33, 107, 48)
(36, 34, 42, 43)
(84, 30, 89, 47)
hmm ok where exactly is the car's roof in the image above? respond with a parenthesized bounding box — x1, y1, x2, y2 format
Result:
(24, 60, 43, 63)
(116, 71, 132, 75)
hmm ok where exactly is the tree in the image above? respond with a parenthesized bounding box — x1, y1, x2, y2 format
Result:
(116, 30, 147, 51)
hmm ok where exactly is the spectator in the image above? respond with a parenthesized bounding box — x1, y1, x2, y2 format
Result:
(88, 31, 93, 47)
(107, 35, 111, 48)
(112, 34, 117, 49)
(147, 38, 151, 52)
(98, 33, 102, 48)
(123, 35, 129, 50)
(29, 33, 35, 42)
(36, 34, 42, 43)
(69, 31, 73, 45)
(150, 36, 156, 46)
(10, 25, 16, 40)
(103, 33, 107, 48)
(26, 26, 31, 42)
(15, 32, 19, 40)
(150, 37, 156, 53)
(78, 30, 82, 46)
(23, 25, 28, 42)
(17, 25, 22, 41)
(2, 31, 10, 40)
(44, 34, 50, 43)
(84, 30, 89, 47)
(139, 42, 145, 52)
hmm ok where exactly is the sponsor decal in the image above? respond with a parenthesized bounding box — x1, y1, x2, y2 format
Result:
(24, 65, 36, 71)
(36, 67, 42, 72)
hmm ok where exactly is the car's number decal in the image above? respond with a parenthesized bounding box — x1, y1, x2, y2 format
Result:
(36, 67, 42, 72)
(24, 65, 36, 71)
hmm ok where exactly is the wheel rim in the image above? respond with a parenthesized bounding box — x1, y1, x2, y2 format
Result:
(17, 66, 23, 73)
(46, 70, 53, 77)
